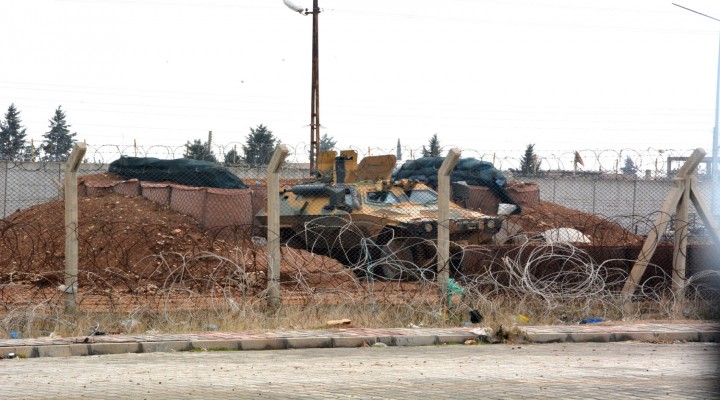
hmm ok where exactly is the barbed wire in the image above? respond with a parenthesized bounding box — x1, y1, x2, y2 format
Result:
(1, 195, 718, 338)
(0, 143, 706, 178)
(0, 143, 718, 338)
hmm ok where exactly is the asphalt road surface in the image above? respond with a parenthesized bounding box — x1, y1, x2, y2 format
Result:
(4, 342, 719, 399)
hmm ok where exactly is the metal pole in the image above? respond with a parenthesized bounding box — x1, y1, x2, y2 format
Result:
(591, 177, 597, 215)
(631, 178, 637, 218)
(672, 4, 720, 219)
(712, 34, 720, 218)
(2, 161, 7, 218)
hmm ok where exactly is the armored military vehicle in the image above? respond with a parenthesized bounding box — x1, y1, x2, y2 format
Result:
(256, 151, 502, 279)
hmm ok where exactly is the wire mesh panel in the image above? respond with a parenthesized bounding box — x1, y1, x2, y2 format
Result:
(1, 144, 718, 339)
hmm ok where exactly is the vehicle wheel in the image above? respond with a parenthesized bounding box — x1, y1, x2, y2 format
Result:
(281, 228, 306, 250)
(380, 238, 422, 280)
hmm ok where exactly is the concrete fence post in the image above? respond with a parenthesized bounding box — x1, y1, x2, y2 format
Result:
(266, 144, 289, 311)
(672, 177, 691, 305)
(622, 148, 707, 311)
(437, 148, 461, 311)
(64, 143, 87, 316)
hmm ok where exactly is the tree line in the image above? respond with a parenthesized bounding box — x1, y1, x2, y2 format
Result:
(184, 126, 337, 167)
(0, 102, 342, 167)
(0, 104, 77, 161)
(184, 124, 281, 166)
(420, 134, 641, 177)
(8, 104, 640, 175)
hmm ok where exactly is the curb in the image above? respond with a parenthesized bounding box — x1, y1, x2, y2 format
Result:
(1, 333, 482, 359)
(523, 329, 720, 344)
(2, 324, 718, 359)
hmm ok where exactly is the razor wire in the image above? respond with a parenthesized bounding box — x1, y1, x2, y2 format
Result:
(1, 200, 718, 338)
(1, 144, 714, 229)
(0, 143, 718, 338)
(1, 143, 706, 172)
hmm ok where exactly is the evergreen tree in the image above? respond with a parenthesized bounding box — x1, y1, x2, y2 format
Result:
(309, 133, 337, 160)
(0, 103, 28, 160)
(319, 133, 336, 152)
(243, 124, 277, 166)
(621, 156, 638, 175)
(421, 133, 441, 157)
(518, 143, 541, 176)
(184, 138, 217, 162)
(224, 147, 240, 165)
(41, 106, 77, 161)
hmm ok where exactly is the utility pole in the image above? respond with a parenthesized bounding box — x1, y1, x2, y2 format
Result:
(309, 0, 321, 176)
(713, 36, 720, 218)
(284, 0, 321, 175)
(673, 3, 720, 218)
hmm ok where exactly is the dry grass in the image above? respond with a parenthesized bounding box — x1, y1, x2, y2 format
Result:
(2, 240, 718, 339)
(2, 288, 718, 339)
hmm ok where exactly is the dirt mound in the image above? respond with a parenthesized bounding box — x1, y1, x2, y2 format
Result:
(78, 171, 125, 185)
(504, 201, 643, 247)
(0, 192, 356, 291)
(3, 172, 642, 294)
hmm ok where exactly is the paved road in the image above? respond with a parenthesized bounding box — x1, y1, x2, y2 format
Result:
(4, 342, 719, 399)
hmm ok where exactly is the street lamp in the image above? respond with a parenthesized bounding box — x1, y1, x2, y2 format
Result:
(284, 0, 321, 175)
(673, 3, 720, 218)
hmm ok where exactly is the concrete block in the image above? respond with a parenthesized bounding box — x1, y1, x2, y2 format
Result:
(286, 337, 333, 349)
(140, 341, 191, 353)
(525, 333, 569, 343)
(191, 340, 240, 351)
(332, 336, 375, 348)
(374, 336, 394, 346)
(38, 345, 73, 358)
(240, 338, 286, 351)
(393, 335, 437, 347)
(43, 344, 90, 357)
(436, 334, 478, 345)
(70, 344, 90, 356)
(613, 332, 657, 342)
(699, 331, 720, 342)
(13, 346, 38, 358)
(0, 347, 16, 358)
(656, 332, 700, 342)
(568, 332, 612, 343)
(89, 342, 141, 355)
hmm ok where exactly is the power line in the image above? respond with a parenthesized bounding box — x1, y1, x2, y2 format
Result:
(672, 3, 720, 23)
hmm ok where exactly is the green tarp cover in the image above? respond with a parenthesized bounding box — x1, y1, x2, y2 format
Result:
(108, 156, 248, 189)
(393, 157, 520, 214)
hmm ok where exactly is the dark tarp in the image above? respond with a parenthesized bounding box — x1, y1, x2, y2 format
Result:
(392, 157, 520, 214)
(108, 156, 248, 189)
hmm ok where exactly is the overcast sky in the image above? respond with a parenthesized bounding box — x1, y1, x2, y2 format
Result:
(3, 0, 720, 161)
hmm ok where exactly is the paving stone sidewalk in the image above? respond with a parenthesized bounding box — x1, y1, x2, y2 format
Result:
(1, 320, 718, 359)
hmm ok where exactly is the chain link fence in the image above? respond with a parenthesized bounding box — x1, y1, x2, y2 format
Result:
(1, 144, 718, 338)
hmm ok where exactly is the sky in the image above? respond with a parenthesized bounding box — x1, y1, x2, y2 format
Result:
(3, 0, 720, 162)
